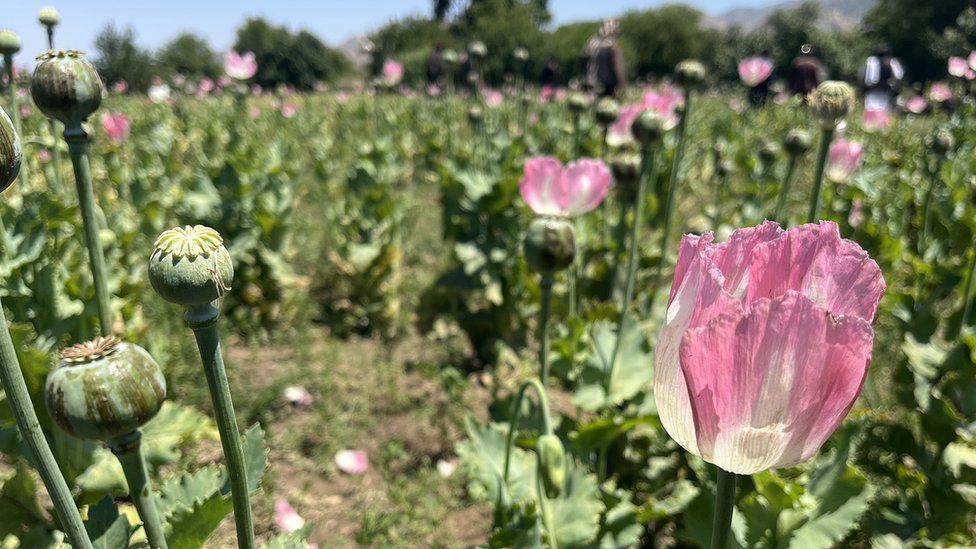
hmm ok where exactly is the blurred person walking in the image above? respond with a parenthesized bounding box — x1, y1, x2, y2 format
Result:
(860, 44, 904, 110)
(581, 19, 626, 98)
(789, 44, 825, 99)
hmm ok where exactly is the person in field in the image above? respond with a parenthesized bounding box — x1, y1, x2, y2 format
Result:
(788, 44, 825, 99)
(860, 44, 904, 110)
(581, 19, 626, 98)
(426, 43, 446, 89)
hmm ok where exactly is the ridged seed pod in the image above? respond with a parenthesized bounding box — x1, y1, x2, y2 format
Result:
(632, 110, 666, 146)
(468, 41, 487, 60)
(568, 92, 588, 113)
(808, 81, 855, 130)
(0, 29, 21, 56)
(39, 7, 61, 28)
(45, 337, 167, 442)
(149, 225, 234, 307)
(595, 97, 620, 128)
(536, 434, 567, 498)
(524, 217, 575, 275)
(31, 49, 104, 126)
(0, 106, 21, 193)
(784, 128, 813, 156)
(674, 59, 707, 90)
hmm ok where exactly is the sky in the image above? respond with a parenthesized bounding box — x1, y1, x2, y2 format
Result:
(5, 0, 784, 67)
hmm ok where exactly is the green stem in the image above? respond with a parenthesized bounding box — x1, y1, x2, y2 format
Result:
(50, 120, 64, 192)
(64, 126, 113, 336)
(961, 241, 976, 331)
(710, 469, 737, 549)
(502, 378, 554, 484)
(607, 147, 651, 391)
(185, 304, 255, 549)
(919, 157, 944, 257)
(538, 275, 553, 386)
(108, 431, 169, 549)
(600, 129, 611, 247)
(772, 155, 799, 221)
(537, 469, 560, 549)
(712, 174, 726, 234)
(806, 127, 834, 224)
(0, 298, 93, 549)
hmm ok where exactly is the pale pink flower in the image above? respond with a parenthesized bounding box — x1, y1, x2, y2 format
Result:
(969, 50, 976, 71)
(519, 156, 612, 217)
(862, 106, 889, 132)
(729, 97, 745, 114)
(928, 82, 952, 103)
(640, 85, 682, 129)
(426, 83, 441, 97)
(251, 84, 263, 96)
(555, 88, 567, 101)
(19, 103, 31, 118)
(905, 95, 927, 114)
(101, 112, 131, 143)
(248, 106, 261, 119)
(738, 56, 774, 87)
(968, 70, 976, 81)
(826, 137, 864, 182)
(606, 103, 642, 146)
(280, 102, 297, 118)
(484, 89, 503, 107)
(283, 385, 313, 406)
(148, 82, 171, 104)
(218, 75, 231, 88)
(382, 59, 404, 86)
(225, 51, 258, 80)
(274, 498, 305, 533)
(948, 56, 968, 77)
(848, 198, 864, 228)
(111, 80, 128, 94)
(539, 85, 554, 103)
(38, 149, 52, 163)
(199, 78, 215, 93)
(335, 449, 368, 474)
(655, 221, 884, 474)
(528, 112, 539, 124)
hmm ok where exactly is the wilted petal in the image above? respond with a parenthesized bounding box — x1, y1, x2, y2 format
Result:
(274, 498, 305, 533)
(745, 221, 884, 321)
(679, 292, 873, 474)
(335, 449, 368, 474)
(559, 159, 611, 215)
(520, 156, 566, 216)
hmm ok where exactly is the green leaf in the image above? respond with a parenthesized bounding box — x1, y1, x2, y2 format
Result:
(0, 462, 47, 539)
(73, 447, 127, 505)
(456, 416, 537, 504)
(637, 479, 700, 521)
(572, 315, 653, 412)
(85, 496, 137, 549)
(157, 465, 225, 519)
(550, 461, 603, 548)
(261, 530, 315, 549)
(571, 416, 658, 452)
(141, 401, 218, 465)
(164, 493, 234, 549)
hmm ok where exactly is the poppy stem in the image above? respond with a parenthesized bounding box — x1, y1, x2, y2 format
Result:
(806, 127, 834, 224)
(502, 378, 554, 484)
(710, 469, 737, 549)
(537, 472, 560, 549)
(539, 275, 553, 386)
(961, 242, 976, 331)
(919, 156, 944, 257)
(108, 431, 169, 549)
(772, 155, 798, 222)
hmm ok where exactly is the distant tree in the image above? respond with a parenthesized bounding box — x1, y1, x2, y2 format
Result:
(617, 5, 720, 80)
(539, 21, 600, 85)
(457, 0, 547, 85)
(234, 18, 349, 90)
(156, 33, 220, 80)
(434, 0, 550, 25)
(865, 0, 970, 82)
(92, 24, 155, 92)
(368, 17, 452, 85)
(286, 30, 351, 89)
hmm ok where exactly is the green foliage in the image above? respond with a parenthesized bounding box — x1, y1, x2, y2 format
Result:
(156, 33, 221, 80)
(617, 5, 720, 80)
(865, 0, 970, 81)
(234, 18, 350, 90)
(92, 24, 156, 92)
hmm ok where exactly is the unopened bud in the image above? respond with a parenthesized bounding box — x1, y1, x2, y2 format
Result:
(39, 7, 60, 28)
(0, 107, 21, 193)
(632, 110, 666, 145)
(524, 218, 575, 275)
(568, 92, 588, 113)
(595, 98, 620, 127)
(0, 29, 21, 57)
(784, 128, 812, 156)
(674, 59, 707, 89)
(808, 81, 855, 130)
(536, 434, 566, 498)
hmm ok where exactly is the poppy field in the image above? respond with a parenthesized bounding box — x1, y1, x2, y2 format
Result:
(1, 18, 976, 549)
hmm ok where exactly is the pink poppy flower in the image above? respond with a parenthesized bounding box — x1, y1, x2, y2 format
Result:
(928, 82, 952, 103)
(199, 78, 215, 93)
(519, 156, 612, 217)
(280, 102, 297, 118)
(225, 51, 257, 80)
(248, 106, 261, 119)
(19, 103, 31, 118)
(948, 56, 968, 77)
(539, 85, 554, 103)
(250, 84, 263, 96)
(274, 498, 305, 533)
(101, 112, 131, 143)
(848, 198, 864, 229)
(968, 70, 976, 81)
(484, 89, 503, 107)
(606, 103, 642, 146)
(382, 60, 404, 86)
(218, 75, 231, 88)
(654, 221, 884, 474)
(426, 83, 441, 97)
(969, 50, 976, 71)
(640, 86, 682, 129)
(904, 95, 927, 114)
(826, 137, 864, 182)
(738, 56, 774, 87)
(148, 82, 171, 104)
(335, 449, 368, 474)
(111, 80, 128, 94)
(862, 106, 889, 132)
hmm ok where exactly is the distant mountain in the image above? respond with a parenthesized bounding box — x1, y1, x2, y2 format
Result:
(703, 0, 878, 32)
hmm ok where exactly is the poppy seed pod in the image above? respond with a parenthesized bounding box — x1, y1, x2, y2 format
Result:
(610, 153, 641, 184)
(149, 225, 234, 307)
(536, 434, 566, 498)
(468, 105, 483, 124)
(0, 106, 21, 193)
(568, 92, 588, 113)
(468, 41, 487, 59)
(808, 81, 855, 130)
(524, 217, 576, 275)
(674, 59, 707, 89)
(632, 110, 666, 146)
(45, 337, 166, 442)
(929, 126, 954, 155)
(0, 29, 21, 57)
(513, 47, 529, 62)
(31, 50, 104, 126)
(595, 98, 620, 128)
(39, 7, 60, 28)
(758, 142, 778, 165)
(784, 128, 813, 156)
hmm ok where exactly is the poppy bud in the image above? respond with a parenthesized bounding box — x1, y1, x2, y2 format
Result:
(524, 218, 575, 275)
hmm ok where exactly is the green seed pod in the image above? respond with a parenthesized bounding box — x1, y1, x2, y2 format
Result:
(39, 7, 61, 27)
(758, 141, 778, 165)
(468, 41, 487, 60)
(442, 49, 458, 65)
(808, 80, 855, 130)
(929, 126, 955, 155)
(784, 128, 813, 156)
(595, 97, 620, 127)
(468, 105, 483, 124)
(568, 92, 588, 113)
(0, 106, 21, 194)
(31, 50, 104, 126)
(148, 225, 234, 307)
(0, 29, 21, 57)
(45, 337, 166, 442)
(513, 47, 529, 62)
(674, 59, 707, 90)
(536, 434, 566, 498)
(524, 217, 576, 275)
(632, 110, 666, 146)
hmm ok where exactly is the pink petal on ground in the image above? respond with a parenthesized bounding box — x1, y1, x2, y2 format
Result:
(745, 221, 884, 321)
(679, 291, 874, 474)
(283, 385, 313, 406)
(559, 158, 612, 215)
(274, 498, 305, 533)
(335, 449, 368, 474)
(519, 156, 565, 216)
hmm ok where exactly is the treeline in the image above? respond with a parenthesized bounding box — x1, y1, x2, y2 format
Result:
(93, 17, 351, 93)
(368, 0, 975, 88)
